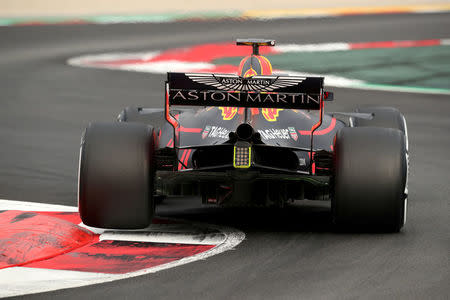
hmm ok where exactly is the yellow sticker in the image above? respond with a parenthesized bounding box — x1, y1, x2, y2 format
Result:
(262, 108, 283, 122)
(219, 107, 238, 120)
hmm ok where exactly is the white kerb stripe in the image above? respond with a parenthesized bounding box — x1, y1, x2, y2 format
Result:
(0, 199, 77, 212)
(274, 43, 350, 53)
(100, 231, 226, 245)
(441, 39, 450, 45)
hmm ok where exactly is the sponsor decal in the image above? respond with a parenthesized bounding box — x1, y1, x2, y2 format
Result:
(186, 73, 306, 92)
(288, 127, 298, 141)
(170, 89, 321, 109)
(258, 127, 300, 141)
(243, 67, 258, 78)
(167, 71, 324, 110)
(203, 126, 230, 139)
(219, 107, 238, 120)
(262, 108, 283, 122)
(202, 125, 211, 139)
(258, 128, 290, 140)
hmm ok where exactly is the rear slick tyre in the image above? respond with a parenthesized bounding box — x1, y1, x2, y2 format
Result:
(78, 122, 156, 229)
(354, 106, 408, 146)
(332, 127, 407, 232)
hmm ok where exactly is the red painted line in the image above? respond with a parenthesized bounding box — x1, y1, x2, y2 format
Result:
(89, 43, 277, 66)
(150, 43, 277, 63)
(27, 240, 215, 274)
(0, 208, 217, 275)
(194, 64, 240, 74)
(349, 39, 442, 50)
(38, 211, 82, 224)
(183, 149, 192, 167)
(298, 118, 336, 135)
(178, 149, 187, 170)
(179, 126, 202, 133)
(166, 138, 174, 147)
(308, 152, 316, 175)
(0, 211, 94, 270)
(166, 88, 179, 131)
(37, 211, 179, 225)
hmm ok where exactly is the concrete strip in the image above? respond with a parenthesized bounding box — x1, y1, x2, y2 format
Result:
(244, 3, 450, 19)
(1, 0, 449, 17)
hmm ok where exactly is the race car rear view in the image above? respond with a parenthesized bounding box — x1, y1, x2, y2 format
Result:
(78, 39, 409, 232)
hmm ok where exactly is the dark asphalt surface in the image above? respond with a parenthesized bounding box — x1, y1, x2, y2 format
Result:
(1, 13, 449, 299)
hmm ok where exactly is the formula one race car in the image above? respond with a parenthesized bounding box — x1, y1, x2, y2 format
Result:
(78, 39, 409, 232)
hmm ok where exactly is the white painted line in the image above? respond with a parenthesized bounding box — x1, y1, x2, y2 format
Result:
(0, 199, 245, 298)
(69, 54, 215, 74)
(281, 69, 365, 87)
(0, 199, 78, 212)
(80, 222, 228, 245)
(117, 61, 215, 73)
(351, 83, 450, 95)
(67, 51, 160, 65)
(441, 38, 450, 46)
(0, 267, 112, 298)
(275, 43, 350, 52)
(100, 230, 226, 245)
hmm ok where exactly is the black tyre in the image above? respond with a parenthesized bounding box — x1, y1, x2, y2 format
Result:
(118, 106, 142, 122)
(353, 106, 409, 221)
(354, 106, 408, 144)
(118, 106, 165, 127)
(332, 127, 407, 232)
(154, 195, 166, 205)
(78, 122, 156, 229)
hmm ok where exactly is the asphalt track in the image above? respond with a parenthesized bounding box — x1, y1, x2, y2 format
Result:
(0, 13, 449, 299)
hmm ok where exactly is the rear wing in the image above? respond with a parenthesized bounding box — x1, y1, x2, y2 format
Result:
(167, 72, 324, 110)
(164, 72, 332, 151)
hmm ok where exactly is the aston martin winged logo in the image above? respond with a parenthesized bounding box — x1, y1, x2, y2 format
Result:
(185, 73, 306, 92)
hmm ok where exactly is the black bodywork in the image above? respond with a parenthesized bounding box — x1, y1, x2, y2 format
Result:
(119, 73, 344, 207)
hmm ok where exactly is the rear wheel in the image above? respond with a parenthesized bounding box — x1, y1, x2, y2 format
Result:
(354, 106, 408, 148)
(332, 127, 407, 232)
(78, 122, 156, 229)
(118, 106, 166, 127)
(118, 107, 147, 123)
(353, 106, 409, 212)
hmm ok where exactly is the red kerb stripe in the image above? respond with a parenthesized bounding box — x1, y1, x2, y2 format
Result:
(350, 39, 441, 50)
